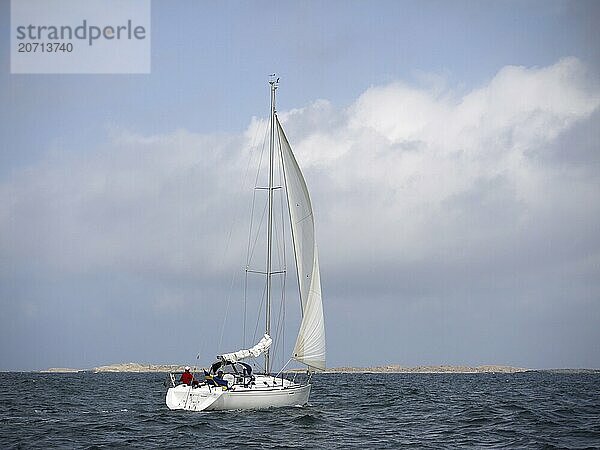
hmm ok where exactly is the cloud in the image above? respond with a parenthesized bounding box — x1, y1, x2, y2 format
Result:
(1, 129, 248, 278)
(1, 57, 599, 369)
(282, 58, 600, 272)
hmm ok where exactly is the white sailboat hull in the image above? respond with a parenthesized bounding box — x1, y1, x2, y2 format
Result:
(166, 376, 311, 411)
(208, 383, 310, 411)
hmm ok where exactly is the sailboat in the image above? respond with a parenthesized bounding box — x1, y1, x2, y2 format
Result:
(165, 78, 325, 411)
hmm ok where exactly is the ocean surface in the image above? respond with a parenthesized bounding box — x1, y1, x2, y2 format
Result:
(1, 371, 599, 449)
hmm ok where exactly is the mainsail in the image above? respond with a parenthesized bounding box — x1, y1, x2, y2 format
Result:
(219, 334, 272, 363)
(277, 117, 326, 371)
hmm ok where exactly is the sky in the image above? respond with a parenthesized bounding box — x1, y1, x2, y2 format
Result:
(1, 0, 599, 371)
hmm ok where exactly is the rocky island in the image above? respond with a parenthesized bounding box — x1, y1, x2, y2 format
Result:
(324, 364, 528, 373)
(42, 363, 187, 373)
(42, 363, 529, 373)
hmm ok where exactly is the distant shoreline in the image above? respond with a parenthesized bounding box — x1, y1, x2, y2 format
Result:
(27, 363, 599, 374)
(323, 365, 529, 374)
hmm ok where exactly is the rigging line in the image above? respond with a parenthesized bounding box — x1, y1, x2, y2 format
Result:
(248, 199, 269, 264)
(220, 117, 263, 277)
(245, 121, 269, 287)
(272, 130, 288, 369)
(276, 203, 286, 270)
(253, 120, 271, 189)
(272, 277, 286, 367)
(252, 280, 267, 346)
(243, 268, 247, 349)
(276, 124, 287, 269)
(272, 202, 283, 273)
(243, 122, 272, 350)
(277, 131, 288, 369)
(268, 196, 285, 367)
(271, 276, 282, 358)
(215, 112, 266, 358)
(245, 188, 258, 266)
(217, 265, 239, 354)
(243, 189, 258, 350)
(244, 118, 269, 292)
(282, 273, 286, 368)
(243, 178, 262, 350)
(268, 156, 285, 278)
(239, 123, 264, 265)
(242, 111, 270, 352)
(277, 130, 287, 274)
(246, 189, 256, 266)
(245, 120, 270, 267)
(274, 358, 293, 379)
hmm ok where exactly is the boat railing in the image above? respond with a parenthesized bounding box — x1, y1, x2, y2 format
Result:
(287, 370, 312, 386)
(164, 373, 176, 388)
(164, 372, 202, 389)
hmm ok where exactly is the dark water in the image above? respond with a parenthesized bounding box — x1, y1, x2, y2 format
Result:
(1, 372, 599, 449)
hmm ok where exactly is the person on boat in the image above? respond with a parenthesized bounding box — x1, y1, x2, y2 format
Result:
(203, 369, 228, 389)
(240, 362, 254, 387)
(213, 370, 228, 388)
(179, 366, 194, 385)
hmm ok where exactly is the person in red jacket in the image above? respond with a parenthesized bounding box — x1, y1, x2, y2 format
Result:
(180, 366, 194, 385)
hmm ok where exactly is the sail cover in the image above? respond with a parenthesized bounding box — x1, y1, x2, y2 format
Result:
(277, 117, 326, 371)
(218, 334, 272, 363)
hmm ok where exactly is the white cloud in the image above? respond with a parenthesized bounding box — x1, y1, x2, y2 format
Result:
(278, 57, 600, 268)
(0, 128, 247, 278)
(1, 57, 598, 303)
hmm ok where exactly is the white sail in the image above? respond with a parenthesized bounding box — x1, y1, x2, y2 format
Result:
(277, 117, 326, 371)
(218, 334, 272, 363)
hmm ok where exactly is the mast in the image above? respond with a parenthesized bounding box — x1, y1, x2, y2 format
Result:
(265, 77, 278, 374)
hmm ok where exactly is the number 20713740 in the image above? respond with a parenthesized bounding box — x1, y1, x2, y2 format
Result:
(18, 42, 73, 52)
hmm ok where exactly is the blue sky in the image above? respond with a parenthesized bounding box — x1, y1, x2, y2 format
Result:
(1, 0, 599, 371)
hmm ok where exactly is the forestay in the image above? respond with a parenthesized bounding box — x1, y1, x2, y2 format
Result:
(277, 117, 326, 371)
